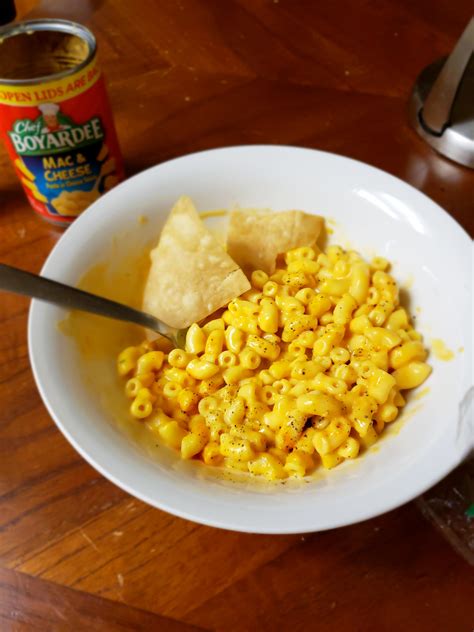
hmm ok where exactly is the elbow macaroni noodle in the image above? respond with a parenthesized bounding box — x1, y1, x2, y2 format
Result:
(118, 244, 431, 480)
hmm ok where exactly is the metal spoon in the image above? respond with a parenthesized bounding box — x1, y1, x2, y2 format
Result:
(0, 263, 187, 348)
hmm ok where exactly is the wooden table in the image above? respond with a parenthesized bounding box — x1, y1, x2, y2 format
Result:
(1, 2, 473, 630)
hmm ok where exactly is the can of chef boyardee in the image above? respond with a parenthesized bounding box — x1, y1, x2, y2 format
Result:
(0, 19, 124, 225)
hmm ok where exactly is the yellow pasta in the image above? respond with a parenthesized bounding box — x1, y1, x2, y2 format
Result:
(185, 323, 206, 354)
(51, 189, 100, 216)
(118, 241, 431, 481)
(15, 158, 35, 181)
(21, 177, 47, 202)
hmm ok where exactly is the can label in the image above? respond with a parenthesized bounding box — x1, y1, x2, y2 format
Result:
(0, 55, 124, 224)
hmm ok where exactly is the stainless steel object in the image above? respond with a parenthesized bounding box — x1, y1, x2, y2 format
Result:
(0, 263, 187, 348)
(409, 18, 474, 168)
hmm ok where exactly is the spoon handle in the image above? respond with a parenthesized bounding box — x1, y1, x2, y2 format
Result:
(0, 263, 166, 335)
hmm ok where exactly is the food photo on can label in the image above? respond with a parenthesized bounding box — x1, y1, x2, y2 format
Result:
(0, 3, 472, 631)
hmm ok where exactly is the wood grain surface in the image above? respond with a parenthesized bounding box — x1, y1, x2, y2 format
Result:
(1, 1, 473, 630)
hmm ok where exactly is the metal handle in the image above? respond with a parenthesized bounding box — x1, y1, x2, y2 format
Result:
(421, 17, 474, 134)
(0, 263, 169, 336)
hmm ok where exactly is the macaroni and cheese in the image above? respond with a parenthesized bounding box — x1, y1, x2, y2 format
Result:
(52, 189, 100, 216)
(118, 242, 431, 480)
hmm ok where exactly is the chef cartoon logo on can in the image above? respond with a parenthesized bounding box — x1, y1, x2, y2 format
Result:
(0, 19, 124, 225)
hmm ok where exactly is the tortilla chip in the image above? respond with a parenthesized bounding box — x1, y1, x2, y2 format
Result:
(143, 196, 250, 329)
(227, 210, 324, 275)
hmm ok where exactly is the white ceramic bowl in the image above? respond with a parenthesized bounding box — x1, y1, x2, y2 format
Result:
(29, 146, 473, 534)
